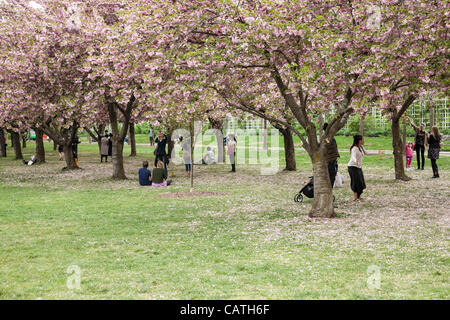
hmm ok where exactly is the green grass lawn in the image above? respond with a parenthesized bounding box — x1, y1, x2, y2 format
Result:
(0, 139, 448, 299)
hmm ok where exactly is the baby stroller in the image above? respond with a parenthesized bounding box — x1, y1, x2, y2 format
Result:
(294, 176, 335, 203)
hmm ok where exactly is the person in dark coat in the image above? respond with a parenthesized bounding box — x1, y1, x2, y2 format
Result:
(323, 123, 340, 188)
(426, 126, 442, 178)
(100, 135, 109, 163)
(154, 131, 168, 177)
(407, 118, 426, 170)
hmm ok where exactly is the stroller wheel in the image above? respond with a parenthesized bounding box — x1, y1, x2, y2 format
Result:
(294, 194, 304, 203)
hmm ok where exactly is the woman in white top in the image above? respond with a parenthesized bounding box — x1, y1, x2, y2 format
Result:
(347, 135, 368, 201)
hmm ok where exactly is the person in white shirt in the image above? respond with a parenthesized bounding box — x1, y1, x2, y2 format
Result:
(202, 146, 215, 165)
(347, 135, 367, 201)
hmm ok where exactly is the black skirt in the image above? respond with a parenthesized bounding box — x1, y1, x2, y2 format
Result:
(348, 166, 366, 195)
(428, 147, 440, 160)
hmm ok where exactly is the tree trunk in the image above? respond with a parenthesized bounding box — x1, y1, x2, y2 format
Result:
(112, 140, 126, 179)
(309, 152, 335, 218)
(35, 128, 46, 163)
(129, 122, 136, 157)
(21, 133, 27, 149)
(0, 127, 6, 158)
(107, 102, 128, 180)
(190, 121, 194, 191)
(53, 140, 57, 150)
(263, 120, 268, 150)
(402, 117, 407, 156)
(281, 128, 296, 171)
(429, 105, 434, 128)
(10, 131, 23, 160)
(392, 118, 410, 181)
(167, 130, 175, 160)
(63, 144, 77, 169)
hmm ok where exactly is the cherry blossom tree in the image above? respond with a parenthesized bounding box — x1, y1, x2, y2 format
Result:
(363, 0, 448, 181)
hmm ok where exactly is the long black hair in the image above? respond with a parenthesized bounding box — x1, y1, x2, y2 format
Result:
(350, 134, 363, 152)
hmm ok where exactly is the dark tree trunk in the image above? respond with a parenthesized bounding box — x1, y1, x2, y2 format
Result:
(63, 144, 77, 169)
(21, 133, 27, 149)
(280, 127, 296, 171)
(53, 140, 57, 150)
(106, 100, 131, 180)
(0, 127, 6, 158)
(167, 130, 175, 160)
(35, 128, 46, 163)
(129, 122, 136, 157)
(112, 140, 126, 178)
(392, 118, 410, 181)
(309, 150, 335, 218)
(10, 131, 23, 160)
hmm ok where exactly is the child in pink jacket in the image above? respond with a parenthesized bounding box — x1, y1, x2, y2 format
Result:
(405, 142, 414, 171)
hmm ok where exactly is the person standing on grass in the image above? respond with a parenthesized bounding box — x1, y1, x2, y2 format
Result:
(226, 134, 236, 172)
(179, 136, 191, 176)
(154, 131, 168, 177)
(152, 160, 172, 187)
(107, 133, 112, 157)
(405, 142, 414, 171)
(407, 117, 426, 170)
(100, 134, 109, 163)
(148, 126, 154, 146)
(323, 123, 340, 188)
(426, 126, 442, 179)
(138, 160, 152, 186)
(347, 135, 368, 202)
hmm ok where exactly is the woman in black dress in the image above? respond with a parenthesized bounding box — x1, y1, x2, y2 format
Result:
(426, 126, 442, 178)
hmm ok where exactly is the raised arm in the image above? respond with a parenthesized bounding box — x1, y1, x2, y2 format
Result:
(406, 117, 419, 132)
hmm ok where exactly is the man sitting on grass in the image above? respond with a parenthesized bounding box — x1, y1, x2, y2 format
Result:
(138, 161, 152, 186)
(202, 146, 215, 165)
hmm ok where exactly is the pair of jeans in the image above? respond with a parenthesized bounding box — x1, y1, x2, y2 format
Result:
(416, 145, 425, 168)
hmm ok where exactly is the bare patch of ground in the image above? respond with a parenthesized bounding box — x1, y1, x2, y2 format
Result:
(156, 191, 226, 198)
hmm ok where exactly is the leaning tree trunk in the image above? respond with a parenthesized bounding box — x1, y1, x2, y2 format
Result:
(63, 144, 77, 169)
(10, 131, 23, 160)
(35, 128, 46, 163)
(309, 151, 335, 218)
(392, 118, 410, 181)
(129, 122, 136, 157)
(0, 127, 6, 158)
(280, 128, 296, 171)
